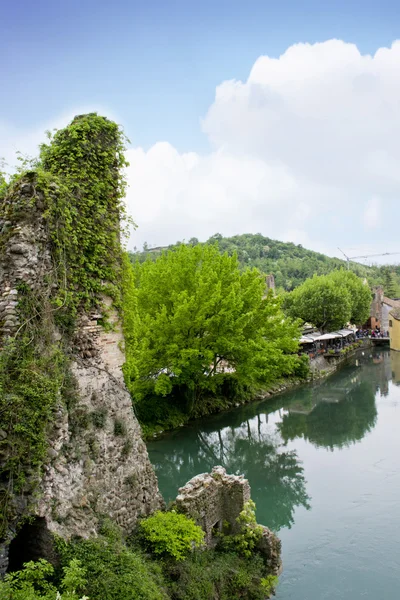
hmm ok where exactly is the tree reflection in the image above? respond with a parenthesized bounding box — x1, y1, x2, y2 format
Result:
(278, 380, 377, 450)
(150, 416, 311, 532)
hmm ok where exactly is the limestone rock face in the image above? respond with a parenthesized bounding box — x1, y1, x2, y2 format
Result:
(0, 176, 162, 572)
(37, 309, 163, 540)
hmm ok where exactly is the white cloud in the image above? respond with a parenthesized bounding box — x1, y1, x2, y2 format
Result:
(124, 39, 400, 260)
(3, 41, 400, 263)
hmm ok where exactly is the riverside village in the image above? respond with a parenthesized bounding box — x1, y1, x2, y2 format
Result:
(2, 6, 400, 600)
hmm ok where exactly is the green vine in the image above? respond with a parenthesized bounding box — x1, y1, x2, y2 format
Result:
(40, 113, 131, 319)
(0, 113, 131, 539)
(0, 285, 70, 538)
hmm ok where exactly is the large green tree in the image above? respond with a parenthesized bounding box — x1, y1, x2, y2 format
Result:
(123, 244, 301, 413)
(329, 270, 372, 325)
(382, 267, 400, 298)
(284, 270, 371, 332)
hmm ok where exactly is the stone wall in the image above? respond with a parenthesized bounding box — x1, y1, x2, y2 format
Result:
(175, 466, 282, 575)
(175, 466, 251, 544)
(0, 176, 163, 571)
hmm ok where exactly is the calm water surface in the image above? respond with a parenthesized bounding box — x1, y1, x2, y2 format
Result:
(147, 350, 400, 599)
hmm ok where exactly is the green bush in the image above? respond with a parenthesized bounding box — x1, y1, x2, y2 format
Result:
(0, 558, 87, 600)
(91, 407, 107, 429)
(292, 353, 310, 379)
(219, 500, 263, 558)
(139, 511, 205, 561)
(57, 530, 167, 600)
(166, 550, 271, 600)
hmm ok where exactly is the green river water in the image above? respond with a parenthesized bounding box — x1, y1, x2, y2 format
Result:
(147, 349, 400, 599)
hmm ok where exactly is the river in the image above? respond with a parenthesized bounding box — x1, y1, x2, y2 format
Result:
(147, 349, 400, 599)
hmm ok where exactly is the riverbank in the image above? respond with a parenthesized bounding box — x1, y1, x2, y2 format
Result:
(142, 341, 371, 440)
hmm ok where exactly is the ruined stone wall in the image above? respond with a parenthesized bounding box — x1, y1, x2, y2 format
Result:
(0, 177, 162, 571)
(175, 467, 282, 575)
(176, 467, 250, 544)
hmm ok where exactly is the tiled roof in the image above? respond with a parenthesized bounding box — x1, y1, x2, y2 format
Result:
(390, 308, 400, 321)
(383, 296, 400, 308)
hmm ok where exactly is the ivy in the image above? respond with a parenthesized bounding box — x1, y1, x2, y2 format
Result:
(0, 285, 70, 538)
(0, 113, 131, 539)
(39, 113, 131, 318)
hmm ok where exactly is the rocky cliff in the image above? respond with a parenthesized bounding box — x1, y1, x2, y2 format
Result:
(0, 117, 163, 572)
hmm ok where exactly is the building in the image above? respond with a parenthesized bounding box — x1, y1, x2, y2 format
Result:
(389, 308, 400, 351)
(367, 286, 400, 331)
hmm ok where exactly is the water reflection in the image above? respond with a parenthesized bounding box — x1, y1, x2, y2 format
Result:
(148, 351, 388, 533)
(278, 380, 377, 450)
(150, 419, 311, 531)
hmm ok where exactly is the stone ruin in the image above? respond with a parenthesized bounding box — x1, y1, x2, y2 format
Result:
(176, 466, 282, 575)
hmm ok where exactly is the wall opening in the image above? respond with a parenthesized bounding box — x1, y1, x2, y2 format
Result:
(212, 520, 222, 536)
(7, 517, 58, 573)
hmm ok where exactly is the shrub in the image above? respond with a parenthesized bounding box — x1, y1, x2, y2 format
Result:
(220, 500, 263, 558)
(0, 558, 88, 600)
(57, 530, 167, 600)
(166, 550, 270, 600)
(292, 354, 310, 379)
(139, 511, 205, 561)
(91, 407, 107, 429)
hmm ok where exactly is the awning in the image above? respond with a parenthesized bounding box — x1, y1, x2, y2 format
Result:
(303, 332, 322, 341)
(300, 336, 314, 344)
(316, 333, 342, 340)
(334, 328, 355, 337)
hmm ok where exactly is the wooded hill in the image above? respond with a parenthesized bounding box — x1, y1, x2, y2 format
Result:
(130, 233, 400, 293)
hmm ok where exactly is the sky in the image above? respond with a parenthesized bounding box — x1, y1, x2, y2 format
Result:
(2, 0, 400, 264)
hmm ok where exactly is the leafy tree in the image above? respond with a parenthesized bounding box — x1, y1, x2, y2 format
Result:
(382, 267, 400, 298)
(284, 270, 371, 331)
(329, 270, 372, 324)
(57, 524, 167, 600)
(284, 273, 352, 332)
(124, 244, 301, 413)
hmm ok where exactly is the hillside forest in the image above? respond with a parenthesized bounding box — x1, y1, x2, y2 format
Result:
(131, 233, 400, 296)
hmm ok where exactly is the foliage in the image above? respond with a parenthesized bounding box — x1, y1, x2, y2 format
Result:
(260, 575, 279, 595)
(0, 285, 70, 538)
(139, 510, 205, 561)
(166, 550, 274, 600)
(284, 270, 371, 331)
(382, 267, 400, 298)
(0, 114, 130, 538)
(329, 270, 372, 324)
(124, 243, 302, 419)
(219, 500, 263, 558)
(0, 558, 88, 600)
(39, 113, 130, 318)
(57, 526, 167, 600)
(131, 232, 400, 292)
(5, 518, 279, 600)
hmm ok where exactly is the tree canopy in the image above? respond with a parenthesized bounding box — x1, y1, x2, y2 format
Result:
(284, 270, 371, 332)
(123, 244, 302, 416)
(130, 232, 400, 293)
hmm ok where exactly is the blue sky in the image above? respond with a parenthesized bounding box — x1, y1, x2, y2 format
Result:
(2, 1, 400, 261)
(2, 0, 399, 150)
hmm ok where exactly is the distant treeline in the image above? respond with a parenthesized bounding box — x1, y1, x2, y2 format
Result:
(129, 233, 400, 294)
